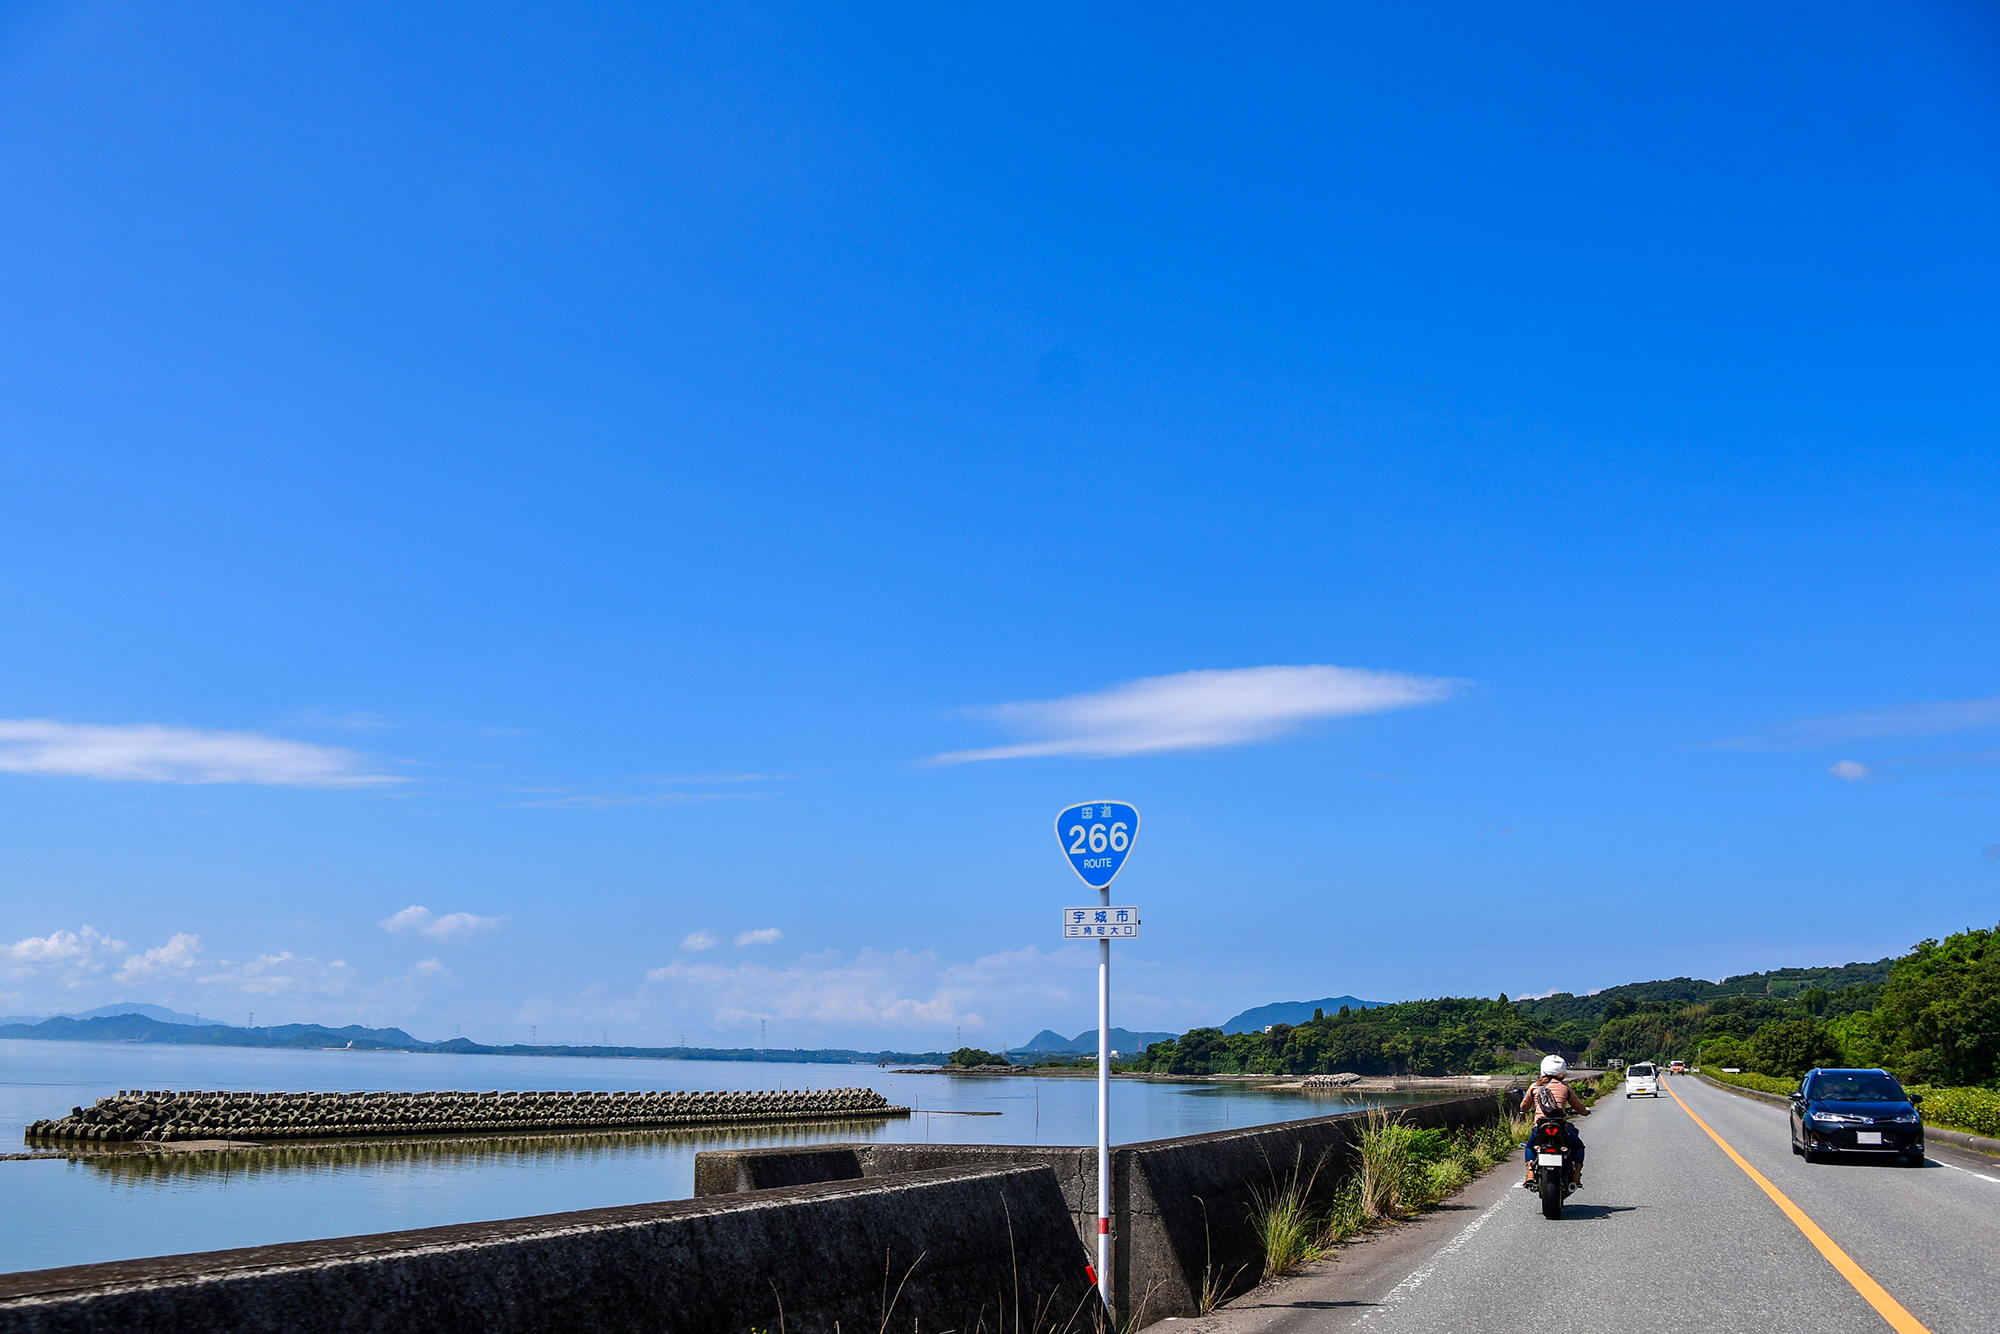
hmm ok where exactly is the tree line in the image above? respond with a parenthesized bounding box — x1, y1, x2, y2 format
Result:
(1127, 923, 1997, 1088)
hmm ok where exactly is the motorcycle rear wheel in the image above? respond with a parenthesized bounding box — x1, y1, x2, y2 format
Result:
(1539, 1171, 1564, 1219)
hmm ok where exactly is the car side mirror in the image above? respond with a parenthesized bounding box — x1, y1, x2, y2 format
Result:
(1790, 1088, 1804, 1101)
(1910, 1094, 1923, 1106)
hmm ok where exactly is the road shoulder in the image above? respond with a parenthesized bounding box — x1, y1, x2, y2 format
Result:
(1168, 1156, 1521, 1334)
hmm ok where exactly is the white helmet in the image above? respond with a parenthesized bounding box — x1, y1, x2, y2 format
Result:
(1540, 1055, 1568, 1078)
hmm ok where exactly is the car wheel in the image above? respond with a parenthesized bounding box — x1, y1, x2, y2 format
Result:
(1901, 1152, 1924, 1167)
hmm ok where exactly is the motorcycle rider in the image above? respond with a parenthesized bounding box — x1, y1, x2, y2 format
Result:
(1521, 1054, 1589, 1188)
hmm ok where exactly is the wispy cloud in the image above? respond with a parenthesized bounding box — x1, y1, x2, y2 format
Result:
(648, 772, 791, 784)
(735, 927, 782, 947)
(0, 719, 398, 788)
(378, 905, 507, 942)
(1828, 759, 1870, 782)
(519, 792, 762, 809)
(197, 951, 354, 999)
(1715, 696, 2000, 751)
(645, 948, 978, 1032)
(928, 665, 1461, 764)
(680, 930, 718, 952)
(290, 707, 392, 731)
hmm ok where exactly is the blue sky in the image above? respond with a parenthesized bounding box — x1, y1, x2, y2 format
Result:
(2, 3, 1996, 1049)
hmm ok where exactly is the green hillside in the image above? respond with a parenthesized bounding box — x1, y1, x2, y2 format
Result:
(1129, 928, 1994, 1086)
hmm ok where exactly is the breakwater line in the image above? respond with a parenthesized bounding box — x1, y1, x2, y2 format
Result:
(25, 1087, 906, 1144)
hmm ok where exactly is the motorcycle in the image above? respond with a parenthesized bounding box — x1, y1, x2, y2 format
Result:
(1529, 1116, 1578, 1219)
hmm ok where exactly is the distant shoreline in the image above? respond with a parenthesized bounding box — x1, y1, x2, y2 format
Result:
(0, 1015, 948, 1067)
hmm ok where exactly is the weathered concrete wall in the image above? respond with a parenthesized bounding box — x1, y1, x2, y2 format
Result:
(1111, 1091, 1504, 1321)
(693, 1141, 1100, 1225)
(697, 1090, 1512, 1325)
(0, 1164, 1096, 1334)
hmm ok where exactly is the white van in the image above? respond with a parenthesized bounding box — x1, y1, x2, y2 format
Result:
(1625, 1062, 1661, 1098)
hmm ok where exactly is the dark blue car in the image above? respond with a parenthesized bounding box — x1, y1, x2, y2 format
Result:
(1788, 1068, 1925, 1165)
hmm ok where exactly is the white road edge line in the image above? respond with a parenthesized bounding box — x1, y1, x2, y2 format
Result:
(1351, 1188, 1512, 1325)
(1932, 1160, 2000, 1183)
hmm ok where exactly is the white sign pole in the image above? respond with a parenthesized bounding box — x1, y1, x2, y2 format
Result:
(1096, 880, 1111, 1315)
(1053, 800, 1138, 1322)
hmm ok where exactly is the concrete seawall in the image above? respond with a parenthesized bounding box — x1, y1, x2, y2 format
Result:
(2, 1091, 1511, 1332)
(696, 1089, 1513, 1323)
(0, 1163, 1094, 1334)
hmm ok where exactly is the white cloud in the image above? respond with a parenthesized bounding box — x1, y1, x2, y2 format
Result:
(0, 719, 397, 788)
(412, 958, 448, 979)
(2, 926, 127, 974)
(115, 933, 202, 985)
(198, 952, 355, 998)
(1716, 696, 2000, 750)
(646, 948, 976, 1032)
(735, 927, 783, 947)
(1829, 759, 1870, 782)
(378, 905, 506, 942)
(929, 664, 1460, 763)
(680, 930, 718, 952)
(5, 927, 208, 998)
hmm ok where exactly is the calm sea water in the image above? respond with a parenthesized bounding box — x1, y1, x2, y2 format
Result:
(0, 1039, 1412, 1275)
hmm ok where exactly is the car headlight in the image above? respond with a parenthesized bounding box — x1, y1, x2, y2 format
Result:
(1892, 1113, 1920, 1124)
(1810, 1111, 1862, 1124)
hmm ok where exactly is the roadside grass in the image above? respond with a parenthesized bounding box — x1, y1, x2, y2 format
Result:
(1908, 1086, 2000, 1140)
(1242, 1094, 1535, 1285)
(1704, 1068, 1796, 1097)
(1247, 1148, 1329, 1278)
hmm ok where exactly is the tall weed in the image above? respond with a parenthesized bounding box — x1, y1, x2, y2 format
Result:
(1246, 1147, 1328, 1279)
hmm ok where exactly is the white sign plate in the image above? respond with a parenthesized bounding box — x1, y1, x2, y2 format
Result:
(1063, 906, 1140, 939)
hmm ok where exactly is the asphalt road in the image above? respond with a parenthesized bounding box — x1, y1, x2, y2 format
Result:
(1190, 1076, 2000, 1334)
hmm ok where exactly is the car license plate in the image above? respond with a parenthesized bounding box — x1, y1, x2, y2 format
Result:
(1537, 1153, 1565, 1166)
(1855, 1131, 1882, 1145)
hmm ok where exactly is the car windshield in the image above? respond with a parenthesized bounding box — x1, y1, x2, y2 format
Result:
(1630, 1065, 1655, 1076)
(1811, 1072, 1905, 1102)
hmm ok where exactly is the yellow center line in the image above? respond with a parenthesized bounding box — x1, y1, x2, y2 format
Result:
(1664, 1082, 1930, 1334)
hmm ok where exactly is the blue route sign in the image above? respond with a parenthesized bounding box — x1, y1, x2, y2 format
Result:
(1054, 801, 1141, 890)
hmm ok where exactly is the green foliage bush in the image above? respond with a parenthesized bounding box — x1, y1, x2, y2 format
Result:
(946, 1046, 1008, 1067)
(1706, 1068, 1797, 1096)
(1874, 926, 2000, 1087)
(1910, 1086, 2000, 1139)
(1749, 1018, 1843, 1077)
(1137, 998, 1554, 1076)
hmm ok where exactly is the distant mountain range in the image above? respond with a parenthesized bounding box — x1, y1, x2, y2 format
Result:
(0, 1012, 946, 1065)
(1220, 996, 1386, 1033)
(0, 1001, 222, 1028)
(1010, 995, 1388, 1054)
(1010, 1027, 1178, 1056)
